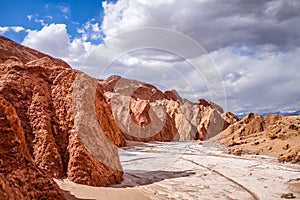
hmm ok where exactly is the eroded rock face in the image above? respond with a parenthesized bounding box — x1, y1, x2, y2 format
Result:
(71, 73, 123, 185)
(0, 36, 241, 198)
(95, 84, 126, 147)
(0, 35, 70, 68)
(0, 54, 76, 180)
(213, 113, 300, 163)
(0, 36, 124, 195)
(0, 97, 65, 199)
(100, 76, 236, 142)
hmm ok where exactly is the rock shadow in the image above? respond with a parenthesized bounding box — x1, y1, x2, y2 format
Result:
(113, 170, 196, 187)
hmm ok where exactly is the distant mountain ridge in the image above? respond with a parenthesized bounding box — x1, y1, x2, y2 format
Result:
(261, 110, 300, 116)
(236, 110, 300, 119)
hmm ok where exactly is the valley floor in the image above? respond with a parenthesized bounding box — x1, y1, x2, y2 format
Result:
(55, 141, 300, 200)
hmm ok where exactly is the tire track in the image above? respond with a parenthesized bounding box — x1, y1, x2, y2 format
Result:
(185, 144, 300, 172)
(181, 158, 260, 200)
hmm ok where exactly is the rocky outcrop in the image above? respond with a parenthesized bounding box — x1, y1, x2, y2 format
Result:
(0, 96, 65, 199)
(95, 84, 126, 147)
(0, 36, 70, 68)
(100, 75, 237, 142)
(0, 36, 124, 199)
(99, 74, 299, 165)
(0, 35, 241, 198)
(212, 113, 300, 163)
(71, 72, 123, 186)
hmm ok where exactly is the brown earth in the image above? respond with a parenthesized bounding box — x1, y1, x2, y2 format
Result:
(100, 75, 237, 142)
(0, 35, 70, 68)
(0, 36, 124, 198)
(212, 113, 300, 163)
(0, 96, 65, 199)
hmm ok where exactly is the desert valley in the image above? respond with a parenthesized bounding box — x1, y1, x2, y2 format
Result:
(0, 35, 299, 199)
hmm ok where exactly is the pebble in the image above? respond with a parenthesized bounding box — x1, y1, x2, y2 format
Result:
(281, 193, 295, 199)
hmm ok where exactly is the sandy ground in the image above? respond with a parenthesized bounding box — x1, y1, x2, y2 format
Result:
(55, 141, 300, 200)
(55, 179, 150, 200)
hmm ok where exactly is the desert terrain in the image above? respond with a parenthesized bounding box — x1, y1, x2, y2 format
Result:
(0, 36, 299, 199)
(56, 141, 300, 200)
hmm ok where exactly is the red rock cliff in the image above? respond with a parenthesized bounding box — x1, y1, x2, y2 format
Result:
(0, 36, 124, 198)
(0, 96, 65, 199)
(100, 75, 237, 142)
(0, 35, 241, 198)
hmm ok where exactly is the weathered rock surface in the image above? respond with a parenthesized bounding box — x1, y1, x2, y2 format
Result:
(71, 72, 123, 186)
(99, 75, 299, 164)
(212, 113, 300, 163)
(95, 83, 126, 147)
(0, 35, 70, 68)
(0, 96, 65, 199)
(6, 34, 298, 199)
(100, 75, 236, 142)
(0, 36, 124, 198)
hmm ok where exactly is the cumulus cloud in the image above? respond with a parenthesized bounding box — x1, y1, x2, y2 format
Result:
(11, 26, 25, 32)
(0, 27, 9, 35)
(18, 0, 300, 114)
(99, 0, 300, 114)
(102, 0, 300, 52)
(77, 20, 103, 41)
(23, 24, 70, 57)
(82, 27, 225, 109)
(210, 46, 300, 113)
(22, 23, 95, 67)
(0, 26, 25, 34)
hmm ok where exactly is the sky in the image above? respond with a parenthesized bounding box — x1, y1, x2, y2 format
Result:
(0, 0, 300, 115)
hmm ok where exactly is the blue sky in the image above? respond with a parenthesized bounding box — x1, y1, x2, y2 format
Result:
(1, 0, 300, 114)
(0, 0, 109, 43)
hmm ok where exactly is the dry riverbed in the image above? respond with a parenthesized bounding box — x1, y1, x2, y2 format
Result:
(56, 141, 300, 200)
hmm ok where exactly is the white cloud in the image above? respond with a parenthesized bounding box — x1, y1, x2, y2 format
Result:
(16, 0, 300, 114)
(34, 19, 47, 26)
(0, 27, 9, 34)
(102, 0, 150, 36)
(22, 23, 95, 67)
(27, 15, 33, 21)
(23, 24, 69, 57)
(81, 27, 225, 108)
(210, 46, 300, 113)
(45, 15, 53, 20)
(101, 0, 300, 52)
(112, 44, 300, 114)
(98, 0, 300, 114)
(77, 21, 102, 41)
(11, 26, 25, 33)
(0, 26, 25, 34)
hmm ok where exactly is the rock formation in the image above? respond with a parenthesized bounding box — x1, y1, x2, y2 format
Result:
(0, 35, 70, 68)
(0, 36, 124, 198)
(99, 75, 237, 142)
(3, 34, 298, 199)
(0, 96, 65, 199)
(1, 35, 237, 198)
(212, 113, 300, 163)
